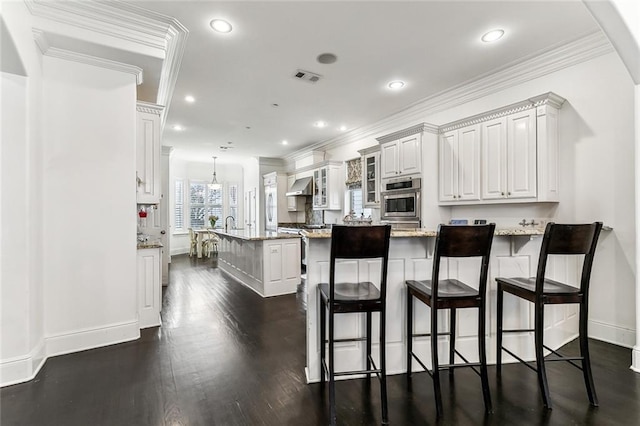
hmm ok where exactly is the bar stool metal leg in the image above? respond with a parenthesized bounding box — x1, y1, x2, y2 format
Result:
(320, 291, 326, 386)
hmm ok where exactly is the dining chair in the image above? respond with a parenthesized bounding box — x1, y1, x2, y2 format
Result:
(495, 222, 603, 409)
(406, 223, 496, 416)
(318, 225, 392, 425)
(188, 228, 198, 257)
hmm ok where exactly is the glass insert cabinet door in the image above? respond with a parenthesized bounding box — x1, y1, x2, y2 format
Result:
(366, 155, 376, 204)
(313, 167, 328, 208)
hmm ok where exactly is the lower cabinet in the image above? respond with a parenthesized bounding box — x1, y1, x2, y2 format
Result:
(217, 234, 301, 297)
(137, 247, 161, 329)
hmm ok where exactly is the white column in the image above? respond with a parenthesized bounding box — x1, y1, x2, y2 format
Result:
(633, 83, 640, 372)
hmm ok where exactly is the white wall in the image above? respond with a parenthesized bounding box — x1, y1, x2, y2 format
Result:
(41, 56, 140, 354)
(170, 158, 245, 255)
(0, 1, 45, 386)
(321, 51, 636, 347)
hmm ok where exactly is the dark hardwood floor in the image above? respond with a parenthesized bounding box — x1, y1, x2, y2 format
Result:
(2, 254, 639, 425)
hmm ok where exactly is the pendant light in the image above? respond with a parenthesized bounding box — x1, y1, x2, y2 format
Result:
(208, 156, 221, 190)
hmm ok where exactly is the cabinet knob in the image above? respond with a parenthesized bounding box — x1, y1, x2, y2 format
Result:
(501, 192, 505, 196)
(507, 192, 511, 196)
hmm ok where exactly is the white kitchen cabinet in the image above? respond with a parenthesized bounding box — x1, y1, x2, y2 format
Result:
(358, 146, 380, 207)
(481, 110, 537, 201)
(136, 102, 163, 204)
(313, 162, 342, 210)
(380, 134, 422, 179)
(438, 124, 481, 203)
(286, 174, 305, 211)
(438, 92, 564, 205)
(137, 247, 161, 329)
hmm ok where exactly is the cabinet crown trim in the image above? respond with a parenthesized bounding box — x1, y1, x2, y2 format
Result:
(137, 101, 165, 114)
(357, 145, 380, 155)
(376, 122, 437, 144)
(439, 92, 565, 133)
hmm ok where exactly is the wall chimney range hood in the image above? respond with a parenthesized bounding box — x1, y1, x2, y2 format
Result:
(285, 176, 313, 196)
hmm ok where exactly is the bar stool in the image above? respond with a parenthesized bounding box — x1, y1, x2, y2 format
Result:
(318, 225, 391, 425)
(406, 223, 495, 416)
(495, 222, 603, 409)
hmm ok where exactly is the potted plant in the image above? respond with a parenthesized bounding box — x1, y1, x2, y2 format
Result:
(209, 215, 218, 228)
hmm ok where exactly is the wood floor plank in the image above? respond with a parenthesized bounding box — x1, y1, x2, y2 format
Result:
(2, 254, 639, 425)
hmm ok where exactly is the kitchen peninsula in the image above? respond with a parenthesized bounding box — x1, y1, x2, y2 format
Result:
(302, 226, 594, 384)
(214, 229, 302, 297)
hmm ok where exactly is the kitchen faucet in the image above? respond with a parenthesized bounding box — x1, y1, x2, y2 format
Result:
(225, 215, 235, 232)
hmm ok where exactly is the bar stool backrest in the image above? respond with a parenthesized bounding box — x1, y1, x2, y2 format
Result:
(432, 224, 496, 297)
(329, 225, 392, 302)
(535, 222, 603, 297)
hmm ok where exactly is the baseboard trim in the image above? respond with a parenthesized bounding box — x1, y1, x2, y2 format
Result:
(588, 319, 635, 348)
(0, 340, 46, 387)
(631, 346, 640, 373)
(46, 319, 140, 357)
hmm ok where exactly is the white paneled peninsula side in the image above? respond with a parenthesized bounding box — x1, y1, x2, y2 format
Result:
(215, 230, 302, 297)
(302, 228, 601, 383)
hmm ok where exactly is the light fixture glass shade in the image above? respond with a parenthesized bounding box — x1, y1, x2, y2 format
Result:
(208, 156, 222, 190)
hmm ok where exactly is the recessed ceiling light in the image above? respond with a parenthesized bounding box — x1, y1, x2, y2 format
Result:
(314, 121, 327, 128)
(339, 125, 347, 131)
(282, 140, 288, 145)
(185, 95, 195, 103)
(210, 19, 232, 33)
(481, 29, 504, 43)
(317, 53, 337, 64)
(387, 80, 405, 90)
(172, 125, 184, 131)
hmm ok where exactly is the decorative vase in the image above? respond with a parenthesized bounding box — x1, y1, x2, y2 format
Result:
(210, 219, 216, 228)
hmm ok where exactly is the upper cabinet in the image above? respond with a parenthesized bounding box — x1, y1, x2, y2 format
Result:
(136, 102, 164, 204)
(439, 124, 481, 203)
(377, 124, 425, 179)
(312, 161, 342, 210)
(438, 92, 564, 205)
(358, 146, 380, 207)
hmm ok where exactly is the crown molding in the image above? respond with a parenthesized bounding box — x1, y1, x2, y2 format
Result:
(34, 29, 143, 84)
(137, 101, 165, 115)
(162, 146, 174, 156)
(156, 19, 189, 126)
(375, 123, 433, 144)
(439, 92, 566, 132)
(25, 0, 188, 124)
(284, 31, 613, 160)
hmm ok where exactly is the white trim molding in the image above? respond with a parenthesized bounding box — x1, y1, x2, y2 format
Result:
(284, 31, 613, 161)
(0, 340, 46, 388)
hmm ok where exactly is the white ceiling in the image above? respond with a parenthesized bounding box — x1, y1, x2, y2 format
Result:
(126, 0, 601, 164)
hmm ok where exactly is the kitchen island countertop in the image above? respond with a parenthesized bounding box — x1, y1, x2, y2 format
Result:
(213, 229, 302, 241)
(301, 227, 547, 239)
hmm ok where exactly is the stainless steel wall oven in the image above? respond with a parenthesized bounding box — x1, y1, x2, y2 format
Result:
(380, 177, 421, 228)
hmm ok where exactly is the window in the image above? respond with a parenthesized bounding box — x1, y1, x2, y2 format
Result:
(174, 179, 185, 231)
(188, 181, 223, 228)
(346, 188, 371, 218)
(228, 184, 238, 225)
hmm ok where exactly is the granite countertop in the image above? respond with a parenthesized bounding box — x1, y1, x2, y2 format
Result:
(213, 229, 302, 241)
(301, 227, 547, 239)
(137, 242, 163, 249)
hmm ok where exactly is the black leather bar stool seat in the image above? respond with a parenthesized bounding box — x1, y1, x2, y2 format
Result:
(495, 222, 603, 409)
(318, 225, 392, 425)
(406, 223, 495, 416)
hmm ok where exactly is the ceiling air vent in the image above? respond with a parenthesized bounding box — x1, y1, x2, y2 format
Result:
(293, 69, 322, 84)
